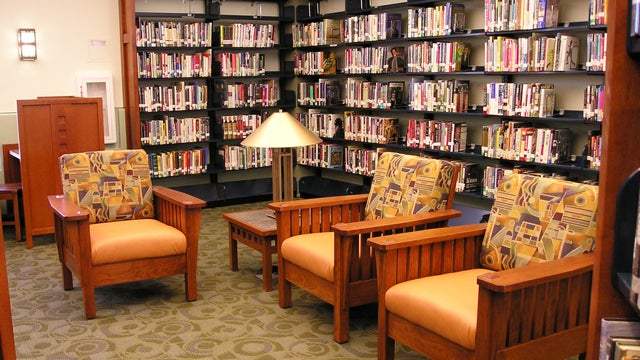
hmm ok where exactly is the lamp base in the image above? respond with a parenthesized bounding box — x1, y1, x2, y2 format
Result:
(272, 147, 294, 202)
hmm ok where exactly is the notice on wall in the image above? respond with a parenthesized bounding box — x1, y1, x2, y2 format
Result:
(88, 39, 107, 62)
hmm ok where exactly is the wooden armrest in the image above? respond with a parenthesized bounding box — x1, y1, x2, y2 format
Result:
(47, 195, 89, 221)
(368, 223, 486, 250)
(477, 252, 594, 293)
(333, 209, 461, 235)
(152, 186, 206, 209)
(268, 193, 369, 212)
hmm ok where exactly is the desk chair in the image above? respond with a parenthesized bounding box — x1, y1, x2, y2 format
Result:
(0, 183, 22, 242)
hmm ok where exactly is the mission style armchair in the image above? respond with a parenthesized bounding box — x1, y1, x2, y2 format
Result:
(368, 173, 598, 360)
(269, 151, 461, 343)
(48, 150, 205, 319)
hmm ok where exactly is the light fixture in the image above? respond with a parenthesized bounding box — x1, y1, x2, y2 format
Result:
(18, 28, 37, 61)
(241, 110, 322, 202)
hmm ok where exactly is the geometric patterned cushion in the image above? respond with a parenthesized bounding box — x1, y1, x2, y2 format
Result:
(364, 152, 457, 220)
(59, 150, 154, 224)
(479, 173, 598, 271)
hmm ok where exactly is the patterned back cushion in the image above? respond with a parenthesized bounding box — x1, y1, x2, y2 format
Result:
(479, 173, 598, 271)
(60, 150, 154, 224)
(364, 152, 457, 220)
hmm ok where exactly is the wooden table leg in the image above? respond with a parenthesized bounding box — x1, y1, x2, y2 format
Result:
(228, 223, 239, 272)
(261, 238, 272, 292)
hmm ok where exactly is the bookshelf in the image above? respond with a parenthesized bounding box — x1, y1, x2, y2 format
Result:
(290, 0, 604, 203)
(119, 0, 294, 205)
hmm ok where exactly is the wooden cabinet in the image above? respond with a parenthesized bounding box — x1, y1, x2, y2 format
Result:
(17, 96, 105, 248)
(0, 219, 16, 360)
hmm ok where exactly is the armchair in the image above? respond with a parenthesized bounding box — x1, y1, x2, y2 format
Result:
(369, 173, 598, 360)
(48, 150, 205, 319)
(269, 151, 461, 343)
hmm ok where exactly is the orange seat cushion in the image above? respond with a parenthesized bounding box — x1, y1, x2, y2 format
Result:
(281, 232, 334, 282)
(90, 219, 187, 265)
(385, 268, 494, 351)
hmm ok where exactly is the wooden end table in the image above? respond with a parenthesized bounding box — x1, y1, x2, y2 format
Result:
(222, 208, 277, 291)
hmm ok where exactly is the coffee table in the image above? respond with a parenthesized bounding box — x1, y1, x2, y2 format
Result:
(222, 208, 277, 291)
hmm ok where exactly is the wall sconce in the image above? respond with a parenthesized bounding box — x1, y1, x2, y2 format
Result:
(18, 28, 37, 61)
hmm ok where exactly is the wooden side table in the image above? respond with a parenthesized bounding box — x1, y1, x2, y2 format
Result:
(222, 208, 277, 291)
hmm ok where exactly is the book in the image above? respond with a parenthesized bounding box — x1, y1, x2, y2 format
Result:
(321, 50, 337, 75)
(555, 34, 580, 71)
(326, 144, 344, 169)
(384, 13, 402, 39)
(322, 19, 343, 45)
(600, 319, 640, 360)
(388, 81, 405, 109)
(612, 338, 640, 360)
(386, 46, 405, 73)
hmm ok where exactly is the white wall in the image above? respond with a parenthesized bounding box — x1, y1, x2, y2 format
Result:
(0, 1, 123, 135)
(0, 1, 123, 182)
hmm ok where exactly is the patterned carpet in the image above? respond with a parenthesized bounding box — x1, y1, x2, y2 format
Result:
(3, 201, 423, 359)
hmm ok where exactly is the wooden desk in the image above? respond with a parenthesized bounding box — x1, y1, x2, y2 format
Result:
(223, 209, 277, 291)
(17, 97, 105, 248)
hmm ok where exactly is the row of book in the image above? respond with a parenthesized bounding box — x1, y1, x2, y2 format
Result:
(409, 78, 470, 113)
(589, 0, 607, 25)
(218, 114, 264, 139)
(214, 51, 265, 77)
(482, 82, 555, 117)
(586, 130, 601, 170)
(584, 84, 605, 123)
(344, 78, 405, 109)
(405, 119, 468, 152)
(141, 116, 210, 145)
(218, 145, 272, 170)
(482, 165, 599, 198)
(586, 32, 607, 71)
(343, 113, 399, 144)
(297, 143, 344, 169)
(137, 51, 211, 79)
(294, 50, 337, 76)
(343, 12, 402, 43)
(481, 122, 572, 164)
(217, 23, 277, 48)
(297, 79, 341, 107)
(484, 0, 560, 32)
(148, 148, 208, 178)
(342, 148, 479, 195)
(292, 18, 342, 47)
(406, 41, 471, 73)
(344, 147, 381, 176)
(407, 3, 466, 38)
(138, 83, 208, 112)
(136, 20, 212, 47)
(342, 46, 398, 74)
(484, 33, 579, 72)
(215, 80, 279, 109)
(297, 110, 343, 138)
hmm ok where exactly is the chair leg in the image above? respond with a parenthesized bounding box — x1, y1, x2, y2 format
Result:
(82, 286, 96, 319)
(278, 260, 292, 308)
(379, 334, 395, 360)
(185, 271, 197, 302)
(334, 303, 349, 343)
(11, 195, 21, 242)
(62, 265, 73, 291)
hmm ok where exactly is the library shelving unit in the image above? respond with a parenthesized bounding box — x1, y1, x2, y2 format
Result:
(119, 0, 294, 205)
(289, 0, 604, 205)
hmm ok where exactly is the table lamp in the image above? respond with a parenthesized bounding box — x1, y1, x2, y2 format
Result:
(241, 110, 322, 202)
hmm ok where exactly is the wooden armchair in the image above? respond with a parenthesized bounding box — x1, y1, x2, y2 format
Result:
(269, 152, 461, 343)
(368, 173, 598, 359)
(48, 150, 205, 319)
